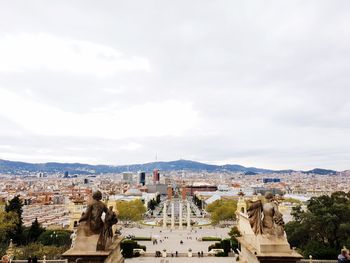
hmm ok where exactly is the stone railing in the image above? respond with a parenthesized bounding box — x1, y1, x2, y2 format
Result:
(12, 260, 68, 263)
(300, 260, 337, 263)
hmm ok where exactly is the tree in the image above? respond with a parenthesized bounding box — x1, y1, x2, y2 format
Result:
(116, 199, 146, 221)
(147, 199, 156, 211)
(13, 243, 66, 260)
(285, 191, 350, 259)
(206, 199, 237, 225)
(27, 218, 45, 243)
(5, 195, 24, 245)
(38, 230, 72, 247)
(0, 210, 18, 244)
(193, 195, 202, 208)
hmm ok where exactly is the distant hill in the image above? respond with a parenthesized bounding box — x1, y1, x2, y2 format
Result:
(0, 159, 339, 175)
(303, 168, 337, 175)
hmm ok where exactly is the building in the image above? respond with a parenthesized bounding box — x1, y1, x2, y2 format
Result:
(263, 178, 281, 183)
(122, 172, 133, 184)
(147, 184, 167, 195)
(186, 183, 217, 196)
(139, 171, 146, 186)
(153, 169, 160, 183)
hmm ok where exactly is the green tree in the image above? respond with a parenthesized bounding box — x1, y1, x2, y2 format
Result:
(0, 210, 18, 244)
(228, 226, 240, 252)
(206, 199, 237, 225)
(27, 218, 45, 243)
(285, 191, 350, 259)
(13, 243, 66, 260)
(5, 195, 24, 245)
(37, 230, 71, 247)
(117, 199, 146, 221)
(147, 199, 156, 211)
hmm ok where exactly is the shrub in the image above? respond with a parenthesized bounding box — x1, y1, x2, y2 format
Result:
(121, 240, 147, 258)
(121, 240, 136, 258)
(221, 239, 231, 256)
(215, 252, 226, 257)
(202, 237, 222, 241)
(208, 242, 222, 251)
(131, 237, 152, 241)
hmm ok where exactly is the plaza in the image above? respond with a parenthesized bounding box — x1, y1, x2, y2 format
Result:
(122, 226, 231, 255)
(125, 257, 234, 262)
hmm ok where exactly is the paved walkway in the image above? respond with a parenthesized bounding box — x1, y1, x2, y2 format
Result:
(125, 257, 235, 262)
(122, 226, 230, 254)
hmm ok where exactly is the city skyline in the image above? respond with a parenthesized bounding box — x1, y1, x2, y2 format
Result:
(1, 1, 350, 170)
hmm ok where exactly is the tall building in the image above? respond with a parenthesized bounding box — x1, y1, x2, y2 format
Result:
(139, 171, 146, 186)
(122, 172, 133, 184)
(153, 169, 160, 183)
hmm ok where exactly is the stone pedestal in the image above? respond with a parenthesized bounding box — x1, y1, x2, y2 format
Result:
(62, 226, 124, 263)
(236, 213, 302, 263)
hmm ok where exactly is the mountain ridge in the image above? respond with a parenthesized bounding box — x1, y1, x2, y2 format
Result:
(0, 158, 339, 175)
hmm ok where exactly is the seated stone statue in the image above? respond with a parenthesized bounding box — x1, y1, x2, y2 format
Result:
(79, 190, 108, 236)
(247, 192, 284, 237)
(78, 190, 118, 251)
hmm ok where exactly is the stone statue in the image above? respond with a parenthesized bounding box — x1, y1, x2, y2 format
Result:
(78, 190, 118, 251)
(97, 206, 118, 251)
(79, 190, 108, 235)
(247, 192, 284, 237)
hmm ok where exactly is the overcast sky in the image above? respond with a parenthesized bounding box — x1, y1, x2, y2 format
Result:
(0, 1, 350, 170)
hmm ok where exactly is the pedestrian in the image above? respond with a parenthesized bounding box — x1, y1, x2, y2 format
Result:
(338, 248, 350, 263)
(2, 255, 9, 263)
(32, 256, 38, 263)
(201, 251, 204, 257)
(198, 252, 200, 257)
(176, 251, 178, 257)
(27, 256, 32, 263)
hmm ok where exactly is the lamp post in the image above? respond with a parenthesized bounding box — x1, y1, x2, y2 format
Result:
(50, 231, 58, 245)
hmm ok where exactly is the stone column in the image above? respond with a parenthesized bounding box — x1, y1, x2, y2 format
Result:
(171, 202, 175, 229)
(163, 202, 167, 229)
(186, 201, 191, 230)
(179, 202, 183, 229)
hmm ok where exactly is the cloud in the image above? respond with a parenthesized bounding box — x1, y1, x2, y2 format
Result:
(0, 1, 350, 170)
(0, 88, 198, 139)
(0, 33, 150, 77)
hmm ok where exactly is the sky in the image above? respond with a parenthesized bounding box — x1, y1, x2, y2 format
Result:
(0, 1, 350, 170)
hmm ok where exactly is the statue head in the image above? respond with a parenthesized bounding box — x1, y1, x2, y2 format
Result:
(265, 192, 274, 201)
(92, 190, 102, 201)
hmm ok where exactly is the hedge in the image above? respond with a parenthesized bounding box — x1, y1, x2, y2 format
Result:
(131, 237, 152, 241)
(202, 237, 222, 241)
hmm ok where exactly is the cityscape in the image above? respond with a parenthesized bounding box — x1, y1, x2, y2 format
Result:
(1, 1, 350, 263)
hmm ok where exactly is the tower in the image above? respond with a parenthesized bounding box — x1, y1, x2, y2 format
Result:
(237, 192, 247, 214)
(153, 169, 160, 183)
(167, 185, 173, 200)
(139, 171, 146, 186)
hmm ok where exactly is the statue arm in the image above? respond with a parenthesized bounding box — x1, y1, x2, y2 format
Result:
(247, 200, 263, 235)
(272, 201, 284, 226)
(79, 205, 92, 222)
